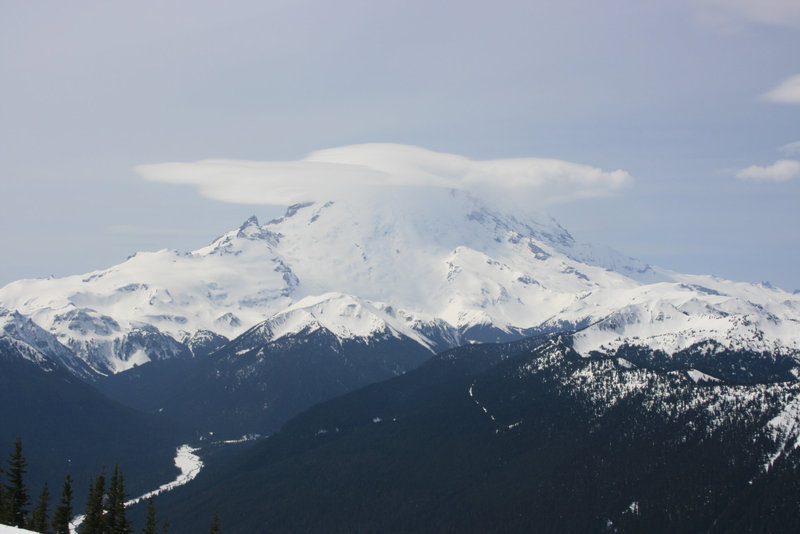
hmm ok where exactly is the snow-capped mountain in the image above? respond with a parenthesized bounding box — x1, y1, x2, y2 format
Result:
(0, 306, 94, 378)
(98, 294, 436, 438)
(569, 279, 800, 361)
(0, 187, 798, 375)
(236, 293, 438, 351)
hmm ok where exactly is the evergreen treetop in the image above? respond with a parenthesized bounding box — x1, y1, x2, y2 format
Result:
(81, 468, 106, 534)
(0, 464, 7, 525)
(142, 497, 157, 534)
(209, 510, 220, 534)
(50, 473, 73, 534)
(30, 481, 50, 534)
(106, 465, 132, 534)
(4, 437, 30, 527)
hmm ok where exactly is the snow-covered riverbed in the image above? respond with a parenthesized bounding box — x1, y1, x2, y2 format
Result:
(126, 444, 203, 505)
(70, 444, 203, 533)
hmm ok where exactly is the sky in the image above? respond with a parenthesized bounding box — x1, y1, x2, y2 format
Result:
(1, 0, 799, 291)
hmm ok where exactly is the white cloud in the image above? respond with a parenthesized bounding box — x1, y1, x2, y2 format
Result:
(778, 141, 800, 154)
(135, 143, 633, 208)
(762, 74, 800, 104)
(736, 159, 800, 182)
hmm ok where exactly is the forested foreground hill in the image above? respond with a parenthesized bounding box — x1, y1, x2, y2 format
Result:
(156, 335, 800, 533)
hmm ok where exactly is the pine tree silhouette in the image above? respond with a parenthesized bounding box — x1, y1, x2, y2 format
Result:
(82, 468, 106, 534)
(209, 510, 220, 534)
(4, 437, 30, 527)
(142, 497, 157, 534)
(30, 481, 50, 534)
(51, 473, 73, 534)
(107, 465, 132, 534)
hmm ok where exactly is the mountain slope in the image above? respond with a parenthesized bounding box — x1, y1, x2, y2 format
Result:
(0, 307, 94, 379)
(156, 333, 800, 533)
(98, 295, 435, 439)
(0, 337, 189, 509)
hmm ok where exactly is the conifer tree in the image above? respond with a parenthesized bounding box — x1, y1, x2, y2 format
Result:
(106, 465, 131, 534)
(82, 468, 106, 534)
(142, 497, 157, 534)
(0, 465, 7, 525)
(208, 510, 220, 534)
(30, 481, 50, 534)
(4, 437, 30, 527)
(161, 518, 169, 534)
(51, 473, 73, 534)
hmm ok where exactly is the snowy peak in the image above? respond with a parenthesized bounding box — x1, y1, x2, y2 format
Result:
(239, 214, 260, 231)
(570, 282, 800, 358)
(241, 293, 436, 351)
(181, 329, 229, 357)
(201, 217, 281, 255)
(1, 187, 799, 376)
(0, 306, 91, 376)
(243, 189, 649, 322)
(234, 215, 279, 244)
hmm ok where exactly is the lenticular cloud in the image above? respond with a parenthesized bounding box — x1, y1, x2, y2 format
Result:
(134, 143, 633, 207)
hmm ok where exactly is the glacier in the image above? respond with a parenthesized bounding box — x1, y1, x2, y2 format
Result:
(0, 186, 798, 375)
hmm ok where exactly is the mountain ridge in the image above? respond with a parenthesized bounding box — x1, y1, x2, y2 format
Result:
(0, 188, 797, 376)
(153, 331, 800, 533)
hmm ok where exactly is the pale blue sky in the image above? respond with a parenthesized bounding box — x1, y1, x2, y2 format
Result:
(1, 0, 799, 289)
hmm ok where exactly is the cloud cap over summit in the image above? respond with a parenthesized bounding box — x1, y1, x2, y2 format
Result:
(135, 143, 633, 209)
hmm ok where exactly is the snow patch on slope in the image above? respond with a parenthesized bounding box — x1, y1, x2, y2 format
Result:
(764, 392, 800, 470)
(687, 369, 721, 384)
(0, 525, 39, 534)
(570, 282, 800, 358)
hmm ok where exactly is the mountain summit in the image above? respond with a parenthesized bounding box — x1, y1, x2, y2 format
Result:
(0, 187, 798, 374)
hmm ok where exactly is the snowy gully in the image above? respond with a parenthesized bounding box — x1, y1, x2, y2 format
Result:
(69, 445, 203, 533)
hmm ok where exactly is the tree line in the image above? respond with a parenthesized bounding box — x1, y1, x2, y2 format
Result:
(0, 438, 220, 534)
